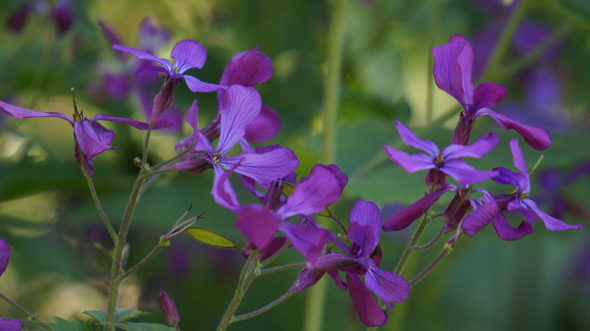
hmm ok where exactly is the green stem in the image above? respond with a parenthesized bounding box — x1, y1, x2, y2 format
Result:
(231, 291, 293, 323)
(259, 262, 308, 276)
(393, 200, 434, 275)
(118, 244, 162, 281)
(140, 167, 176, 179)
(412, 224, 444, 251)
(217, 254, 257, 331)
(84, 174, 118, 243)
(141, 121, 155, 167)
(409, 246, 450, 287)
(261, 240, 291, 267)
(0, 291, 56, 331)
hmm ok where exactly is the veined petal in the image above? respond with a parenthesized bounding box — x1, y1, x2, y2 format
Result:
(349, 200, 382, 253)
(432, 34, 474, 107)
(112, 44, 173, 73)
(74, 121, 116, 159)
(443, 132, 498, 159)
(461, 200, 499, 237)
(278, 165, 344, 218)
(509, 139, 528, 175)
(383, 146, 435, 173)
(347, 273, 388, 327)
(492, 167, 524, 189)
(0, 238, 11, 277)
(490, 211, 534, 241)
(472, 82, 507, 110)
(475, 108, 552, 150)
(278, 222, 330, 264)
(383, 185, 454, 231)
(523, 199, 582, 231)
(244, 105, 281, 143)
(223, 147, 298, 186)
(365, 267, 410, 307)
(348, 222, 376, 259)
(441, 159, 497, 185)
(212, 166, 241, 213)
(220, 46, 273, 86)
(0, 100, 73, 122)
(183, 75, 225, 93)
(235, 205, 279, 250)
(170, 40, 207, 73)
(394, 121, 439, 155)
(217, 86, 262, 154)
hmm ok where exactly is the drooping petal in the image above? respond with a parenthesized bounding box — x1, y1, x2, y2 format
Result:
(278, 165, 344, 218)
(216, 86, 262, 154)
(490, 211, 534, 241)
(347, 273, 388, 327)
(475, 108, 552, 150)
(0, 238, 11, 277)
(278, 222, 330, 264)
(74, 121, 116, 159)
(442, 132, 498, 159)
(244, 105, 281, 143)
(349, 200, 382, 254)
(508, 138, 528, 175)
(170, 40, 207, 73)
(383, 185, 454, 231)
(112, 44, 173, 73)
(365, 267, 410, 308)
(183, 75, 226, 93)
(223, 147, 298, 186)
(383, 146, 435, 173)
(211, 166, 241, 213)
(220, 46, 273, 86)
(472, 82, 507, 110)
(235, 205, 279, 250)
(432, 34, 474, 108)
(394, 121, 439, 155)
(0, 100, 73, 122)
(523, 199, 583, 231)
(441, 159, 497, 185)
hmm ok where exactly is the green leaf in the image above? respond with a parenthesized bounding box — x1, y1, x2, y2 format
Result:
(84, 308, 149, 323)
(100, 322, 175, 331)
(47, 318, 95, 331)
(185, 227, 241, 249)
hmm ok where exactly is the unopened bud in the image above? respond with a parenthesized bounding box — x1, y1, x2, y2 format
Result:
(158, 290, 180, 326)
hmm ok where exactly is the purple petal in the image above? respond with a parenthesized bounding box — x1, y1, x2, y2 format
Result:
(91, 113, 171, 130)
(0, 238, 11, 277)
(472, 82, 507, 110)
(509, 138, 528, 175)
(442, 132, 498, 160)
(137, 18, 171, 55)
(523, 199, 583, 231)
(98, 21, 124, 56)
(212, 166, 241, 213)
(235, 205, 279, 250)
(74, 121, 116, 159)
(491, 211, 534, 241)
(348, 222, 377, 259)
(0, 100, 73, 122)
(278, 165, 345, 218)
(311, 253, 364, 273)
(290, 268, 326, 294)
(395, 121, 439, 155)
(475, 108, 552, 150)
(328, 270, 348, 290)
(223, 147, 298, 186)
(170, 40, 207, 73)
(349, 200, 382, 253)
(220, 46, 273, 86)
(0, 317, 21, 331)
(383, 146, 435, 173)
(183, 75, 225, 93)
(278, 222, 330, 264)
(347, 273, 388, 327)
(112, 44, 173, 73)
(365, 267, 410, 307)
(432, 34, 474, 107)
(441, 159, 497, 185)
(217, 86, 262, 154)
(244, 105, 281, 143)
(461, 199, 534, 240)
(492, 167, 525, 189)
(383, 185, 454, 231)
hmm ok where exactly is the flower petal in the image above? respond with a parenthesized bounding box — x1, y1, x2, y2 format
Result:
(475, 108, 552, 150)
(183, 75, 226, 93)
(508, 138, 528, 175)
(432, 34, 474, 108)
(223, 146, 298, 187)
(0, 317, 21, 331)
(472, 82, 507, 110)
(0, 100, 73, 122)
(112, 44, 173, 73)
(211, 166, 241, 213)
(170, 40, 207, 73)
(244, 105, 281, 143)
(0, 238, 11, 277)
(365, 267, 410, 308)
(216, 86, 262, 154)
(74, 121, 116, 159)
(290, 268, 326, 294)
(235, 205, 279, 250)
(394, 121, 439, 155)
(523, 199, 582, 231)
(220, 46, 273, 86)
(349, 200, 382, 254)
(347, 273, 388, 327)
(278, 222, 330, 264)
(383, 146, 435, 173)
(443, 132, 498, 160)
(441, 159, 497, 185)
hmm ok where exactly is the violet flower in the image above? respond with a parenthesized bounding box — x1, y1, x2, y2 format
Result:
(461, 139, 582, 240)
(384, 121, 498, 186)
(234, 164, 347, 263)
(0, 237, 22, 330)
(0, 99, 170, 176)
(432, 34, 552, 150)
(7, 0, 74, 35)
(291, 201, 410, 327)
(173, 85, 298, 211)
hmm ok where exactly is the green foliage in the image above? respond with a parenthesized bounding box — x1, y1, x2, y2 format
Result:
(185, 227, 242, 249)
(47, 318, 96, 331)
(99, 322, 175, 331)
(84, 308, 150, 323)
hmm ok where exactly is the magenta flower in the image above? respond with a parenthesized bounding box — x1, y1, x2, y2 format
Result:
(432, 34, 552, 150)
(291, 201, 410, 327)
(461, 139, 582, 240)
(235, 164, 346, 263)
(0, 100, 170, 176)
(384, 121, 498, 186)
(0, 237, 22, 330)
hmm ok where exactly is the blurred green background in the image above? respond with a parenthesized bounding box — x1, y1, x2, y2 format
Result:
(0, 0, 589, 330)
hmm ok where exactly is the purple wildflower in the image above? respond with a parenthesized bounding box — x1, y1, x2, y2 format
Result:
(173, 85, 298, 211)
(0, 99, 170, 176)
(432, 34, 552, 150)
(384, 121, 498, 186)
(291, 201, 410, 327)
(7, 0, 74, 35)
(461, 139, 582, 240)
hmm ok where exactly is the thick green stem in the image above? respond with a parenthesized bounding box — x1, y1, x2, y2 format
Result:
(0, 291, 56, 331)
(84, 174, 118, 243)
(217, 254, 257, 331)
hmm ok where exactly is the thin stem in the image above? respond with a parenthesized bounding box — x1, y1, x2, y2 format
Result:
(231, 291, 293, 323)
(141, 121, 155, 167)
(0, 291, 56, 331)
(393, 203, 433, 275)
(85, 175, 118, 243)
(259, 262, 308, 276)
(140, 167, 176, 179)
(409, 246, 450, 287)
(261, 240, 291, 267)
(217, 254, 257, 331)
(118, 244, 162, 281)
(151, 144, 194, 170)
(327, 214, 348, 235)
(412, 224, 444, 251)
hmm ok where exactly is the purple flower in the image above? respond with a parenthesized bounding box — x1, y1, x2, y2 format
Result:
(384, 121, 498, 186)
(173, 85, 298, 210)
(7, 0, 74, 35)
(0, 238, 21, 330)
(432, 34, 552, 150)
(234, 164, 347, 263)
(462, 139, 582, 240)
(291, 201, 410, 327)
(0, 99, 170, 176)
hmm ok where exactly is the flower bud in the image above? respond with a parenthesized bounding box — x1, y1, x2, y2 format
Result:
(152, 78, 177, 122)
(158, 290, 180, 326)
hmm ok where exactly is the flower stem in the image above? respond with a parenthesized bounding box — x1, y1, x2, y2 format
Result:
(231, 291, 293, 323)
(394, 203, 433, 275)
(412, 224, 444, 251)
(217, 254, 257, 331)
(259, 262, 308, 276)
(409, 245, 450, 287)
(0, 291, 56, 331)
(118, 244, 162, 281)
(84, 174, 118, 243)
(141, 121, 155, 167)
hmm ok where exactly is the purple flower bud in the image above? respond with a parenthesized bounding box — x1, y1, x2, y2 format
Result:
(158, 290, 180, 326)
(152, 78, 177, 122)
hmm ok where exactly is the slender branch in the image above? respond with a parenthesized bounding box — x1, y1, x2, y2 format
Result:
(151, 144, 194, 170)
(0, 291, 56, 331)
(412, 225, 444, 251)
(84, 174, 118, 243)
(327, 214, 347, 235)
(118, 244, 162, 281)
(261, 240, 291, 267)
(409, 246, 450, 287)
(231, 291, 293, 323)
(217, 254, 257, 331)
(140, 167, 176, 179)
(141, 121, 155, 167)
(259, 262, 308, 276)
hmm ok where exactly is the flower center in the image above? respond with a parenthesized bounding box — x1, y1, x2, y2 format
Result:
(434, 154, 445, 167)
(212, 152, 225, 166)
(518, 191, 530, 201)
